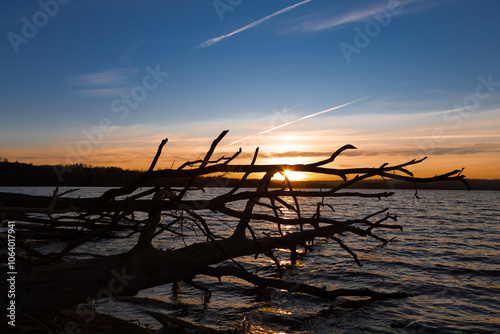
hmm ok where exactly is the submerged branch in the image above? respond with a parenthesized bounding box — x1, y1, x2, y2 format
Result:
(201, 265, 411, 301)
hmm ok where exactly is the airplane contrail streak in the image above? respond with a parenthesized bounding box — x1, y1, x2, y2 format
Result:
(227, 95, 373, 146)
(197, 0, 312, 48)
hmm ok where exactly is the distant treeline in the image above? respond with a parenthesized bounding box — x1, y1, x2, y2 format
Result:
(0, 160, 143, 187)
(0, 159, 498, 190)
(300, 179, 500, 191)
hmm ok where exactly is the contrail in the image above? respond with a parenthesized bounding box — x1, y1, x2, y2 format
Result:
(227, 95, 373, 146)
(197, 0, 312, 48)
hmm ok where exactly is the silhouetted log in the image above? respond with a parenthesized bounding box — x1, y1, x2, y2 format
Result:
(0, 190, 395, 214)
(0, 130, 470, 332)
(7, 229, 87, 241)
(6, 307, 151, 334)
(13, 223, 353, 316)
(132, 189, 166, 251)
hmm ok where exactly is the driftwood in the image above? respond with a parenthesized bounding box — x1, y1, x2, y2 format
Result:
(0, 130, 469, 332)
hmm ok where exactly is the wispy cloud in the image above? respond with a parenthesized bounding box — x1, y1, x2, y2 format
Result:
(71, 68, 137, 86)
(283, 142, 500, 157)
(289, 0, 429, 33)
(76, 88, 128, 98)
(69, 67, 137, 97)
(197, 0, 312, 48)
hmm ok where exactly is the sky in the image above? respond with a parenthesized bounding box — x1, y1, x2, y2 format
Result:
(1, 0, 500, 180)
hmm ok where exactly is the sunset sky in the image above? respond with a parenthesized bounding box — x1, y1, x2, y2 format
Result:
(1, 0, 499, 180)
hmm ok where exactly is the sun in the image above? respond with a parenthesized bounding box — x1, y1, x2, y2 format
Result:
(272, 169, 306, 181)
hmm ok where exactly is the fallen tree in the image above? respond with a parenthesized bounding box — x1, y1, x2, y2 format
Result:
(0, 130, 469, 332)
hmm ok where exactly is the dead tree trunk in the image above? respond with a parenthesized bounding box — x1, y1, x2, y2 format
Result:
(0, 130, 469, 330)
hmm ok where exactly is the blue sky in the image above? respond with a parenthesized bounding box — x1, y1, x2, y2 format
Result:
(1, 0, 500, 178)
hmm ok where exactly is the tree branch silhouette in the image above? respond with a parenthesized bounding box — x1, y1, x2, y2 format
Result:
(0, 130, 469, 332)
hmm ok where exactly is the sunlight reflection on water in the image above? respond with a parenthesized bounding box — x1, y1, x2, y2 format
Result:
(2, 187, 499, 333)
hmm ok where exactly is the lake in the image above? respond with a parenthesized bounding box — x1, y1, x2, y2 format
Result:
(2, 187, 499, 333)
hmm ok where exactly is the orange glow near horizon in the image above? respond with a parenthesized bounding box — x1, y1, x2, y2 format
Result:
(4, 148, 500, 180)
(272, 170, 307, 181)
(3, 134, 500, 180)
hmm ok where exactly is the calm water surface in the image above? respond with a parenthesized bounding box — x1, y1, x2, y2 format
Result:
(3, 187, 499, 333)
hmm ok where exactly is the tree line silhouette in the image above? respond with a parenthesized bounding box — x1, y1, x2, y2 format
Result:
(1, 157, 498, 189)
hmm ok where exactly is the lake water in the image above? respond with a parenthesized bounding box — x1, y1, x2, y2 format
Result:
(3, 187, 500, 333)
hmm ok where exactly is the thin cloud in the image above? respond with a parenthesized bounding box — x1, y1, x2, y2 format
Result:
(71, 68, 137, 86)
(298, 3, 390, 32)
(290, 0, 427, 33)
(266, 151, 331, 158)
(76, 88, 128, 98)
(431, 89, 459, 97)
(69, 68, 137, 97)
(430, 143, 500, 156)
(270, 143, 500, 159)
(197, 0, 312, 48)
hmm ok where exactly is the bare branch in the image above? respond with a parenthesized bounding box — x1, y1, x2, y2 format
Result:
(307, 144, 357, 167)
(1, 132, 468, 329)
(201, 265, 411, 301)
(148, 138, 168, 172)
